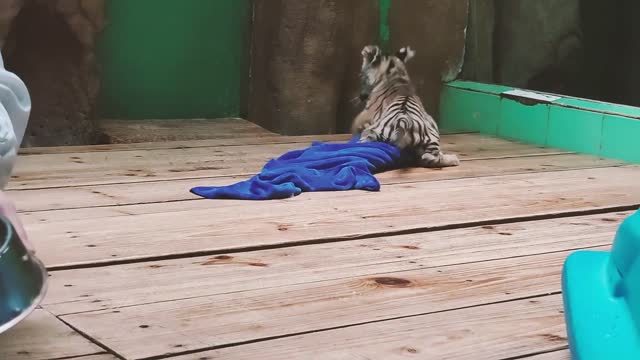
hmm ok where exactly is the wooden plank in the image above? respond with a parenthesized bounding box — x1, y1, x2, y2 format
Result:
(62, 249, 573, 360)
(0, 309, 103, 360)
(10, 142, 309, 190)
(100, 118, 277, 144)
(75, 355, 120, 360)
(42, 212, 625, 316)
(9, 153, 622, 212)
(9, 134, 567, 190)
(524, 350, 571, 360)
(66, 355, 119, 360)
(176, 295, 566, 360)
(23, 166, 640, 268)
(18, 134, 352, 155)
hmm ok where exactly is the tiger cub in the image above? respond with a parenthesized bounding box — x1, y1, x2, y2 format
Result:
(352, 45, 459, 168)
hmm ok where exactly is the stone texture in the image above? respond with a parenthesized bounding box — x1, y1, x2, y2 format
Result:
(462, 0, 640, 107)
(249, 0, 379, 135)
(388, 0, 468, 119)
(494, 0, 586, 96)
(461, 0, 495, 83)
(249, 0, 469, 135)
(0, 0, 105, 146)
(581, 0, 640, 107)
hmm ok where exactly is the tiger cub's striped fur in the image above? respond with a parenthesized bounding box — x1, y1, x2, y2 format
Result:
(352, 45, 459, 168)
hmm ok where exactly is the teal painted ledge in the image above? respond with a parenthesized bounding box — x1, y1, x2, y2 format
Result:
(440, 81, 640, 164)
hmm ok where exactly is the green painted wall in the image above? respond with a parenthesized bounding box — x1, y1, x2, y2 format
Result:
(98, 0, 251, 119)
(440, 81, 640, 164)
(378, 0, 392, 51)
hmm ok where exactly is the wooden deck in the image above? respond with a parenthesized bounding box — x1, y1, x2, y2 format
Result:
(2, 124, 639, 359)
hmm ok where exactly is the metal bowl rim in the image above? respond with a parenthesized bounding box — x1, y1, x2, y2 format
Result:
(0, 216, 49, 334)
(0, 215, 13, 255)
(0, 254, 48, 334)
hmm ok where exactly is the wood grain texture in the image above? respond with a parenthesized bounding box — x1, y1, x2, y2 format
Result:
(75, 355, 120, 360)
(0, 309, 103, 360)
(524, 350, 571, 359)
(61, 250, 580, 359)
(64, 355, 119, 360)
(9, 153, 622, 212)
(150, 295, 567, 360)
(9, 134, 567, 190)
(25, 166, 640, 268)
(100, 118, 277, 144)
(18, 134, 352, 155)
(43, 212, 625, 315)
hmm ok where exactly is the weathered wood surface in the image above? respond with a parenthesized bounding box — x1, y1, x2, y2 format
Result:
(43, 212, 623, 316)
(6, 133, 631, 359)
(25, 166, 640, 268)
(71, 355, 120, 360)
(525, 350, 571, 360)
(100, 118, 277, 144)
(0, 309, 104, 360)
(9, 134, 568, 190)
(168, 295, 567, 360)
(61, 249, 582, 359)
(10, 153, 621, 212)
(18, 134, 352, 155)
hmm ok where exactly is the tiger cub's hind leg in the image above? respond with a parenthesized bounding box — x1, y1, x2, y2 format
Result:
(417, 146, 460, 168)
(351, 109, 374, 135)
(358, 126, 379, 143)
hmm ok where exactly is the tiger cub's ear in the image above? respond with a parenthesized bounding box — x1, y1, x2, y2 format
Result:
(362, 45, 382, 65)
(396, 46, 416, 63)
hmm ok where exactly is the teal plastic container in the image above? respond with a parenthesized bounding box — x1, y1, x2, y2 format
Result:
(562, 210, 640, 359)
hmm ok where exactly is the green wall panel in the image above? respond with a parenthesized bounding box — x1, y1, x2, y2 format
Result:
(498, 99, 549, 146)
(439, 87, 500, 133)
(601, 115, 640, 164)
(556, 98, 640, 119)
(440, 81, 640, 164)
(98, 0, 251, 119)
(547, 107, 604, 155)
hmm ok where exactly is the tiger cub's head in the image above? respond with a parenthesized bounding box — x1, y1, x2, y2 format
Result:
(358, 45, 415, 102)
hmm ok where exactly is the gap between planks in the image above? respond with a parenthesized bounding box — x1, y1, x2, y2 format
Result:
(45, 251, 598, 359)
(17, 131, 471, 156)
(59, 247, 585, 358)
(8, 133, 569, 190)
(0, 309, 104, 360)
(42, 214, 613, 358)
(9, 152, 622, 213)
(18, 134, 352, 155)
(42, 211, 624, 315)
(22, 165, 640, 269)
(163, 295, 568, 360)
(513, 349, 571, 360)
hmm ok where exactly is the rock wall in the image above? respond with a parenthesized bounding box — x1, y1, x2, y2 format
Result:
(249, 0, 469, 135)
(494, 0, 585, 96)
(0, 0, 105, 147)
(388, 1, 468, 116)
(581, 0, 640, 107)
(463, 0, 640, 107)
(249, 0, 378, 135)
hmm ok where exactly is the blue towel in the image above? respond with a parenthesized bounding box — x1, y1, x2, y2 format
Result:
(190, 135, 409, 200)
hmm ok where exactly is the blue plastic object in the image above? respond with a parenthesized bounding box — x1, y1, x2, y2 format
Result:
(562, 210, 640, 359)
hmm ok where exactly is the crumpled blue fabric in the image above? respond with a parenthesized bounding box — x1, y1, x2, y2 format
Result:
(190, 135, 409, 200)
